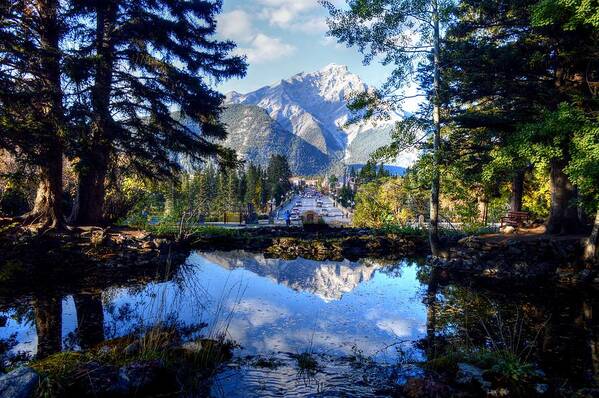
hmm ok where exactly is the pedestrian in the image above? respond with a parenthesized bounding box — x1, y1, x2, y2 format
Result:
(285, 210, 291, 227)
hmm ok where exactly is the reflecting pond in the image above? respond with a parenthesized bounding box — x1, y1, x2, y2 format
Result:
(1, 250, 599, 396)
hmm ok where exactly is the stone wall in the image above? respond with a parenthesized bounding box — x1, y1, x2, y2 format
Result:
(432, 235, 590, 285)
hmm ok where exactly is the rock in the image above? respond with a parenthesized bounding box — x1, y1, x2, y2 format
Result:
(402, 377, 451, 398)
(395, 364, 426, 386)
(181, 340, 203, 353)
(456, 362, 491, 390)
(123, 341, 140, 356)
(500, 226, 515, 235)
(75, 362, 128, 396)
(577, 269, 593, 283)
(535, 383, 549, 395)
(456, 363, 482, 384)
(118, 360, 175, 394)
(0, 367, 39, 398)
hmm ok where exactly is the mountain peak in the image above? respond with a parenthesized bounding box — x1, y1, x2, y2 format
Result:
(321, 63, 349, 73)
(221, 65, 407, 175)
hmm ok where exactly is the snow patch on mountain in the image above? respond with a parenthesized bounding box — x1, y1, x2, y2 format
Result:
(223, 64, 413, 174)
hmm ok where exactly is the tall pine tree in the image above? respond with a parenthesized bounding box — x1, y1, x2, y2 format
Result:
(67, 0, 246, 225)
(0, 0, 67, 229)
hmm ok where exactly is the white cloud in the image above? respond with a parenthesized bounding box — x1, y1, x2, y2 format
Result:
(376, 318, 413, 337)
(257, 0, 317, 12)
(258, 0, 321, 29)
(236, 33, 297, 64)
(217, 9, 254, 43)
(290, 16, 328, 34)
(320, 35, 346, 49)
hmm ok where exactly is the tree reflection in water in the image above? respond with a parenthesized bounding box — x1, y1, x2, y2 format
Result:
(32, 295, 62, 359)
(423, 275, 599, 391)
(74, 291, 105, 349)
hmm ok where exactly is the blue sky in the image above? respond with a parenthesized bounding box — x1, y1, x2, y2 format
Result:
(215, 0, 393, 94)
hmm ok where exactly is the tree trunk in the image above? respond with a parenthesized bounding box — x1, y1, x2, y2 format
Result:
(481, 200, 489, 225)
(547, 158, 580, 234)
(69, 153, 108, 225)
(584, 208, 599, 262)
(510, 169, 525, 212)
(69, 3, 117, 225)
(429, 0, 442, 256)
(425, 269, 439, 358)
(74, 291, 105, 349)
(24, 150, 63, 229)
(23, 0, 65, 229)
(33, 296, 62, 359)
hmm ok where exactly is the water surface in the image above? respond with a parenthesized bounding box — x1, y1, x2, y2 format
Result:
(2, 250, 599, 396)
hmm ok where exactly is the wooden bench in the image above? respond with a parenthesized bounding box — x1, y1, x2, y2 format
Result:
(500, 211, 530, 228)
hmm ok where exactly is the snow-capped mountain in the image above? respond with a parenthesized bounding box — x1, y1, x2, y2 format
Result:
(201, 251, 380, 301)
(221, 64, 407, 175)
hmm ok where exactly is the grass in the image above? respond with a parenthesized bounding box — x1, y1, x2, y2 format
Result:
(422, 300, 546, 397)
(253, 356, 283, 369)
(292, 352, 319, 374)
(30, 324, 234, 398)
(142, 223, 243, 237)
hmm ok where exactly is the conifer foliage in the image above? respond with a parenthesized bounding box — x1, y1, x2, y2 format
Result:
(0, 0, 67, 229)
(0, 0, 247, 228)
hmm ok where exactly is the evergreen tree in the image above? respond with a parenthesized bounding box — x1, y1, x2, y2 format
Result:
(323, 0, 450, 253)
(213, 169, 227, 221)
(266, 155, 292, 205)
(358, 161, 377, 183)
(237, 169, 247, 208)
(444, 0, 598, 233)
(225, 169, 239, 214)
(244, 163, 262, 211)
(67, 0, 247, 225)
(0, 0, 67, 228)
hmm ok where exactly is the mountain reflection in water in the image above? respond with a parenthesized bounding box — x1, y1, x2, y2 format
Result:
(0, 251, 427, 361)
(2, 250, 599, 396)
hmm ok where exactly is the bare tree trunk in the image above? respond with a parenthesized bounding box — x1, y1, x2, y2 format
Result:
(70, 3, 117, 225)
(429, 0, 442, 256)
(584, 208, 599, 262)
(510, 169, 525, 212)
(33, 296, 62, 359)
(547, 158, 580, 234)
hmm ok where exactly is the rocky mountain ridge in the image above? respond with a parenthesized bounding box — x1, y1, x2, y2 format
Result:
(221, 64, 404, 175)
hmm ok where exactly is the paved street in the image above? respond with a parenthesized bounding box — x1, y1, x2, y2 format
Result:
(276, 193, 352, 225)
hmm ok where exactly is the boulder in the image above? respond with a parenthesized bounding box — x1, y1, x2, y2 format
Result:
(118, 360, 175, 394)
(70, 362, 127, 396)
(535, 383, 549, 395)
(402, 377, 451, 398)
(500, 226, 515, 235)
(456, 362, 491, 390)
(0, 367, 39, 398)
